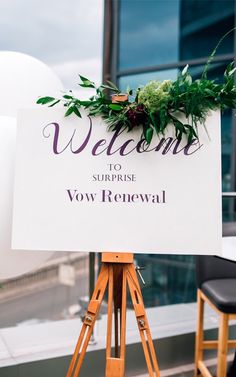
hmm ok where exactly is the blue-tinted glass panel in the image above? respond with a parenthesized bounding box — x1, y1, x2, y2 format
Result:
(188, 62, 233, 195)
(119, 69, 178, 92)
(222, 197, 236, 222)
(119, 0, 180, 70)
(134, 254, 196, 307)
(180, 0, 234, 60)
(117, 0, 236, 311)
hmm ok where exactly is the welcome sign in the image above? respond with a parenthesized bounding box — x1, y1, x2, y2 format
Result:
(12, 108, 222, 254)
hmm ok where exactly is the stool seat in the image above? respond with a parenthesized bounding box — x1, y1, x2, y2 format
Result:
(202, 279, 236, 314)
(195, 255, 236, 376)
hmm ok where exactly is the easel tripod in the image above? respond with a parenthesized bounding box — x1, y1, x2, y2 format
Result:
(66, 252, 160, 377)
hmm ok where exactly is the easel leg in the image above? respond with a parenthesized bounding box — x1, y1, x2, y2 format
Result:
(114, 304, 119, 357)
(105, 264, 127, 377)
(106, 265, 114, 360)
(127, 264, 160, 377)
(66, 264, 109, 377)
(120, 266, 127, 363)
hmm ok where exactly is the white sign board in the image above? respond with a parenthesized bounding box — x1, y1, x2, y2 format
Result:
(222, 237, 236, 262)
(12, 108, 222, 255)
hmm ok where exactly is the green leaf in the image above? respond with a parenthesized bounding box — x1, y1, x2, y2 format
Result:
(191, 127, 198, 139)
(36, 96, 56, 105)
(108, 104, 123, 111)
(49, 99, 61, 107)
(89, 104, 104, 115)
(100, 84, 112, 90)
(145, 127, 153, 144)
(63, 95, 74, 100)
(205, 89, 215, 96)
(106, 80, 119, 91)
(100, 84, 119, 92)
(79, 83, 96, 88)
(149, 112, 160, 133)
(78, 75, 95, 88)
(184, 74, 192, 85)
(79, 75, 91, 83)
(65, 106, 74, 117)
(228, 67, 236, 76)
(78, 100, 95, 107)
(182, 64, 189, 76)
(225, 79, 234, 91)
(202, 28, 236, 78)
(73, 106, 82, 118)
(187, 128, 193, 144)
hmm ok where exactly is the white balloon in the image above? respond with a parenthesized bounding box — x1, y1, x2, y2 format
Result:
(0, 52, 63, 279)
(0, 116, 54, 279)
(0, 51, 63, 117)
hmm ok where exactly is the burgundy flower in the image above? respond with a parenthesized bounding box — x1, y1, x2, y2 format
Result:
(126, 104, 147, 128)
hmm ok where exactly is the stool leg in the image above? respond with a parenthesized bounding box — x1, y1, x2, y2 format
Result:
(217, 313, 229, 377)
(194, 289, 204, 377)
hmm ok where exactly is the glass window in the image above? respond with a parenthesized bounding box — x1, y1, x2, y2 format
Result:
(119, 68, 178, 91)
(119, 0, 180, 70)
(188, 62, 234, 194)
(180, 0, 234, 61)
(118, 0, 234, 73)
(114, 0, 236, 311)
(135, 254, 196, 307)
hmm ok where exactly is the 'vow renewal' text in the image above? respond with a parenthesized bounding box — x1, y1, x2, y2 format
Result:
(67, 189, 166, 204)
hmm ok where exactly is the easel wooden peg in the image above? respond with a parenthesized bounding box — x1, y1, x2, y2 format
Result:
(66, 252, 160, 377)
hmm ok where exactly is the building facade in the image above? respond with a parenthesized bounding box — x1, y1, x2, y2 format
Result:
(103, 0, 236, 307)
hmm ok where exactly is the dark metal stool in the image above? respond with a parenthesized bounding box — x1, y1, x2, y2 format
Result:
(194, 223, 236, 376)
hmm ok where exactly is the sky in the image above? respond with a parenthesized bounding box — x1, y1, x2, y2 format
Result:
(0, 0, 104, 94)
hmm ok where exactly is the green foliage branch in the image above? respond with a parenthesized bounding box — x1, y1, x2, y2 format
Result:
(37, 31, 236, 145)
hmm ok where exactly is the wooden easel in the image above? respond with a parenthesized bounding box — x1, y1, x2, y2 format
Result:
(66, 252, 160, 377)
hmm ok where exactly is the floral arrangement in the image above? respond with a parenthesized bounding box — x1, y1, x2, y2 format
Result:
(37, 31, 236, 144)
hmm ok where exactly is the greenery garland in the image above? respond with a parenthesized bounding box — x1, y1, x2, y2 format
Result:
(37, 30, 236, 145)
